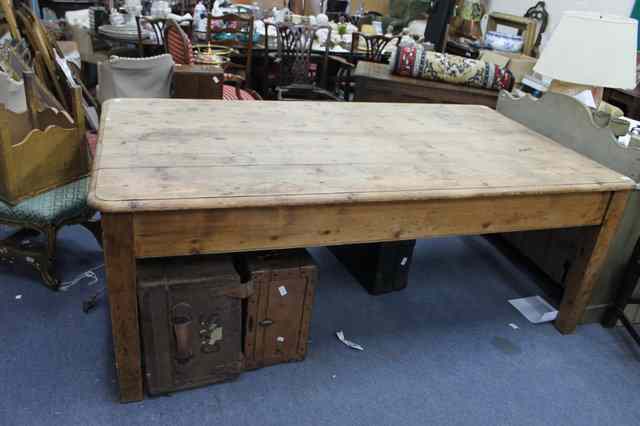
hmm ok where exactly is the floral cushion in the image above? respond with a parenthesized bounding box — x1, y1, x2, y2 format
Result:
(391, 45, 514, 91)
(0, 178, 92, 226)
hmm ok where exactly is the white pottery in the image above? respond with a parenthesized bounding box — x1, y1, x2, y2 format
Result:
(151, 1, 171, 18)
(109, 10, 125, 25)
(485, 31, 524, 53)
(316, 13, 329, 26)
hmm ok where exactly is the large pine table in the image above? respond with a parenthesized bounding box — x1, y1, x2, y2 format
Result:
(89, 99, 634, 402)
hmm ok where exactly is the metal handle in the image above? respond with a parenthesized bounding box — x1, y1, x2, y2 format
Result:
(259, 319, 274, 327)
(172, 302, 193, 363)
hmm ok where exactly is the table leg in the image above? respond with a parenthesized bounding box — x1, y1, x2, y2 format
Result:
(102, 213, 143, 402)
(555, 191, 630, 334)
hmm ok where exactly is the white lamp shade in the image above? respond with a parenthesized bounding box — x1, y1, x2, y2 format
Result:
(533, 11, 638, 89)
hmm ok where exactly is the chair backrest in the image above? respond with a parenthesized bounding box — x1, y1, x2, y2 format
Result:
(350, 32, 400, 63)
(206, 13, 255, 51)
(97, 54, 175, 102)
(136, 16, 167, 57)
(357, 11, 383, 29)
(206, 13, 254, 86)
(164, 19, 195, 65)
(261, 21, 277, 95)
(276, 23, 331, 89)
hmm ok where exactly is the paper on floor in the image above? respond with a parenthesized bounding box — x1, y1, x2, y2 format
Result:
(336, 331, 364, 351)
(508, 296, 558, 324)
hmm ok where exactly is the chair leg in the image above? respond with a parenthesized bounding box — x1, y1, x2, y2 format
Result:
(33, 255, 59, 290)
(0, 225, 60, 290)
(35, 226, 60, 290)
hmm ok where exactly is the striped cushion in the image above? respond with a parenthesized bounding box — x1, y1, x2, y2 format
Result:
(222, 84, 257, 100)
(86, 132, 98, 158)
(166, 26, 195, 65)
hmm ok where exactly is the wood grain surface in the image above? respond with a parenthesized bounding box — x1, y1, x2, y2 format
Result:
(133, 192, 611, 258)
(88, 99, 634, 212)
(102, 213, 143, 402)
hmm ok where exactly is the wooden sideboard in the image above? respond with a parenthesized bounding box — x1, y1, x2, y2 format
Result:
(352, 61, 499, 108)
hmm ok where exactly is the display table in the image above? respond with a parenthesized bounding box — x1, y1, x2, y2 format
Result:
(353, 61, 499, 107)
(89, 99, 633, 402)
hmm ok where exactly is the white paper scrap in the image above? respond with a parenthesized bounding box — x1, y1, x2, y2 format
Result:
(15, 294, 22, 300)
(508, 323, 519, 330)
(400, 257, 408, 266)
(278, 286, 288, 296)
(336, 330, 364, 351)
(508, 296, 558, 324)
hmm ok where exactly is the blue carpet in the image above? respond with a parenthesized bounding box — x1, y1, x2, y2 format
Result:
(1, 226, 639, 426)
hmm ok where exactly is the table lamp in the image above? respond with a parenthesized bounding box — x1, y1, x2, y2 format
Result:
(533, 11, 638, 105)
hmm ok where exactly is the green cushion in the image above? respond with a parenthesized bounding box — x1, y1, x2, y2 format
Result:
(0, 178, 92, 226)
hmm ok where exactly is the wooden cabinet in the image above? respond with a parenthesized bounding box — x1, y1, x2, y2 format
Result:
(173, 64, 224, 100)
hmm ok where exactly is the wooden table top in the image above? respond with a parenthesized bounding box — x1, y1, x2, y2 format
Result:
(88, 99, 634, 212)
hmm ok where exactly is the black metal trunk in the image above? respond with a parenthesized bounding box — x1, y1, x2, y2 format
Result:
(330, 241, 416, 295)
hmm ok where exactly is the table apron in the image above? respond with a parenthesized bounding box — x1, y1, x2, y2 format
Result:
(131, 191, 612, 258)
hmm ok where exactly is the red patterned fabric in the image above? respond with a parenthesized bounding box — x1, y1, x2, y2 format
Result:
(166, 25, 195, 65)
(393, 45, 514, 91)
(222, 84, 257, 100)
(85, 132, 98, 159)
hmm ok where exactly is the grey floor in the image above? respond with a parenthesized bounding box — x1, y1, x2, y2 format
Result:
(1, 225, 639, 426)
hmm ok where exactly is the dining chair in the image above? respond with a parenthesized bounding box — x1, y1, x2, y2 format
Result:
(164, 18, 196, 65)
(350, 32, 401, 63)
(337, 32, 401, 101)
(260, 21, 279, 98)
(164, 19, 261, 100)
(274, 23, 339, 101)
(136, 16, 167, 57)
(97, 54, 175, 102)
(205, 13, 255, 89)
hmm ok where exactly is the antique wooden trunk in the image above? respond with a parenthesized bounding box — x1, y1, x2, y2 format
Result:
(329, 241, 416, 295)
(241, 249, 317, 370)
(172, 64, 224, 99)
(137, 255, 251, 395)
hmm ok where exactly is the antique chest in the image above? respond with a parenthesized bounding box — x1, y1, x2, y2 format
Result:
(137, 255, 251, 395)
(172, 64, 223, 99)
(330, 240, 416, 295)
(241, 249, 317, 370)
